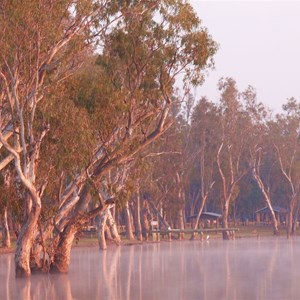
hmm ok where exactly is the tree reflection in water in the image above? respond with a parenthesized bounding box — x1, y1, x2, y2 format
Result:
(1, 238, 300, 299)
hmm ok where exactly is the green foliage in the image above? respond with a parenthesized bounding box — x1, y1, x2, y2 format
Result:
(0, 0, 219, 237)
(0, 171, 23, 223)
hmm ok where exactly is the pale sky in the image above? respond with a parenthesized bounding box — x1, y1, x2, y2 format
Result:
(190, 1, 300, 113)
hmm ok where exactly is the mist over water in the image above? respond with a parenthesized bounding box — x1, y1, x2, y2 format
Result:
(0, 238, 299, 300)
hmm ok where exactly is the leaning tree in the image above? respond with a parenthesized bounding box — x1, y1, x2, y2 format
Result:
(0, 0, 217, 276)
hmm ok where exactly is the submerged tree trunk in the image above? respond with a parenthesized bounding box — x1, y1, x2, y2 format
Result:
(2, 206, 11, 248)
(15, 204, 41, 277)
(50, 225, 77, 274)
(97, 209, 109, 250)
(124, 202, 135, 240)
(49, 188, 105, 273)
(50, 187, 92, 273)
(30, 242, 45, 273)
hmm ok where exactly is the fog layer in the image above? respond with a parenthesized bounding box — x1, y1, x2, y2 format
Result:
(0, 238, 299, 299)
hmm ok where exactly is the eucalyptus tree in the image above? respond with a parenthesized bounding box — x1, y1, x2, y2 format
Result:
(96, 167, 128, 250)
(122, 159, 150, 242)
(216, 78, 250, 239)
(144, 91, 204, 234)
(243, 86, 280, 235)
(189, 97, 219, 238)
(0, 0, 120, 276)
(270, 98, 300, 237)
(0, 0, 216, 276)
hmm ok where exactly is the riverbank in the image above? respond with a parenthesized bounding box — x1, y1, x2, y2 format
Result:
(0, 224, 298, 255)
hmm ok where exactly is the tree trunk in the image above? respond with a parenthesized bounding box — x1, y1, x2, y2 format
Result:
(267, 204, 279, 235)
(97, 209, 109, 250)
(15, 204, 41, 277)
(104, 225, 112, 240)
(287, 195, 297, 239)
(222, 202, 231, 240)
(287, 209, 293, 239)
(133, 192, 143, 241)
(217, 143, 235, 240)
(191, 195, 207, 240)
(30, 243, 44, 273)
(124, 202, 135, 240)
(2, 206, 11, 248)
(2, 171, 11, 248)
(252, 170, 279, 235)
(141, 200, 151, 240)
(50, 187, 96, 273)
(292, 199, 300, 234)
(106, 209, 121, 245)
(50, 225, 77, 274)
(178, 208, 185, 240)
(176, 172, 185, 240)
(147, 199, 170, 229)
(233, 203, 237, 226)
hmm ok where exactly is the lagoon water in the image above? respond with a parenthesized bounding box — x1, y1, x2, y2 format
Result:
(0, 238, 300, 300)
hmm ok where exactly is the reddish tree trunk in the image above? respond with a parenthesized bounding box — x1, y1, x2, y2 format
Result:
(50, 226, 77, 274)
(15, 204, 41, 277)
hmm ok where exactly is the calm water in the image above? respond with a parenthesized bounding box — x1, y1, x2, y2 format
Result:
(0, 238, 300, 300)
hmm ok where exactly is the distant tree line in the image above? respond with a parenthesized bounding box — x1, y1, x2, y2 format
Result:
(137, 79, 300, 240)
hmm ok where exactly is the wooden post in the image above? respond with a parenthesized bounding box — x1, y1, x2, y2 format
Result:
(256, 212, 260, 224)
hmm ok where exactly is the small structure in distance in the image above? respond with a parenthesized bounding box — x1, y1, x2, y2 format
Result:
(255, 206, 288, 225)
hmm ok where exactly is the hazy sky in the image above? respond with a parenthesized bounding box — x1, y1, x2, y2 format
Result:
(190, 1, 300, 113)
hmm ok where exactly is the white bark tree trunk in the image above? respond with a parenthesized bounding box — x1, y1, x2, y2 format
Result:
(133, 192, 142, 241)
(106, 209, 121, 245)
(97, 209, 109, 250)
(252, 168, 279, 235)
(124, 202, 135, 240)
(2, 206, 11, 248)
(191, 195, 207, 240)
(287, 195, 297, 238)
(15, 203, 41, 277)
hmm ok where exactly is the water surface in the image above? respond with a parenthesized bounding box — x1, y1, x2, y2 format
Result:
(0, 238, 299, 300)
